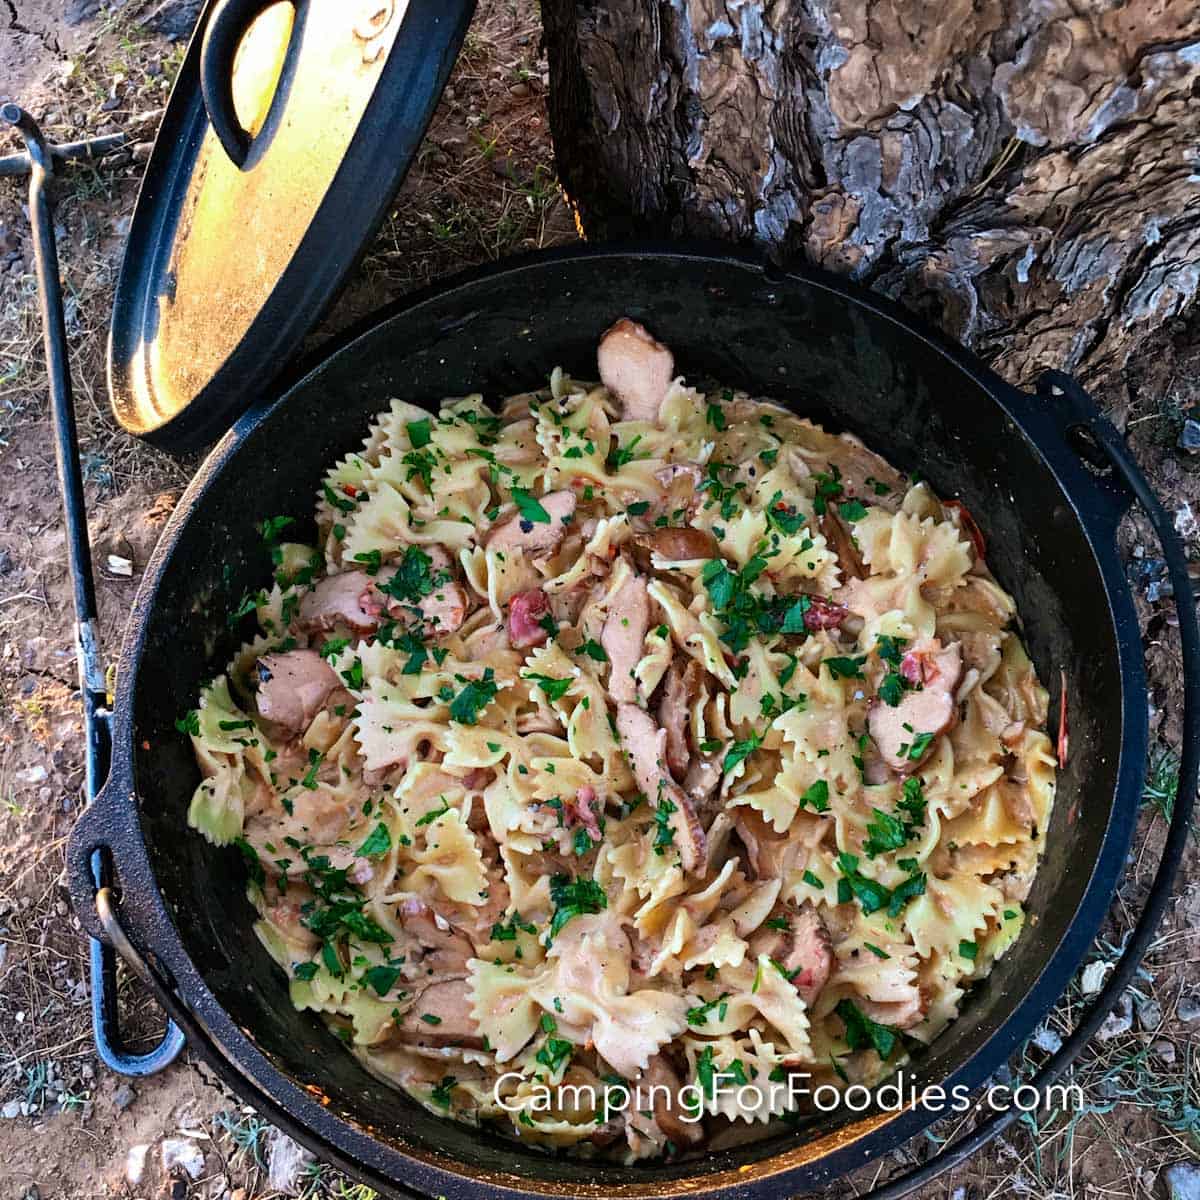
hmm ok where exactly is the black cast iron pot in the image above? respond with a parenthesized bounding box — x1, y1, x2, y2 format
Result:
(65, 246, 1199, 1200)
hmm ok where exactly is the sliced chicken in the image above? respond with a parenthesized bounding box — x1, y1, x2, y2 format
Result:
(658, 658, 703, 781)
(394, 978, 484, 1049)
(255, 650, 341, 734)
(417, 579, 468, 634)
(615, 703, 705, 873)
(298, 571, 379, 634)
(598, 318, 675, 424)
(748, 903, 831, 1008)
(486, 489, 577, 555)
(779, 904, 832, 1008)
(507, 588, 551, 648)
(640, 1053, 705, 1147)
(868, 640, 963, 771)
(602, 571, 650, 704)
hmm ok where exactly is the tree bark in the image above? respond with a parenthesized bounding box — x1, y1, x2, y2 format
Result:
(540, 0, 1200, 387)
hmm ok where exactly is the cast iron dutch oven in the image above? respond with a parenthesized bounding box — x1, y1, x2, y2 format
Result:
(61, 244, 1200, 1199)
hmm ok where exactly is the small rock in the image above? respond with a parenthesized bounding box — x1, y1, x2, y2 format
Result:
(1135, 995, 1163, 1031)
(21, 1186, 40, 1200)
(1176, 502, 1198, 541)
(1080, 959, 1111, 996)
(509, 82, 531, 98)
(1164, 1161, 1200, 1200)
(1179, 419, 1200, 453)
(2, 1099, 21, 1119)
(1178, 994, 1200, 1023)
(112, 1081, 136, 1111)
(142, 0, 204, 40)
(107, 553, 134, 577)
(1152, 1039, 1177, 1066)
(63, 0, 100, 23)
(161, 1137, 205, 1181)
(126, 1143, 149, 1185)
(1096, 992, 1133, 1041)
(949, 1188, 967, 1200)
(266, 1128, 315, 1195)
(1031, 1024, 1063, 1054)
(15, 765, 47, 785)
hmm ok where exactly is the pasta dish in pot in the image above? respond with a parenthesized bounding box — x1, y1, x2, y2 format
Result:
(181, 319, 1055, 1159)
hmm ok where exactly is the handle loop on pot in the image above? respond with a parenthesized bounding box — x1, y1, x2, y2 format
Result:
(853, 371, 1199, 1200)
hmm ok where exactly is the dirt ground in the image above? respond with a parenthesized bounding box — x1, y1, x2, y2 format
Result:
(0, 2, 1197, 1199)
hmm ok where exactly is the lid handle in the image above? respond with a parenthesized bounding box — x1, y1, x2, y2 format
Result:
(200, 0, 290, 168)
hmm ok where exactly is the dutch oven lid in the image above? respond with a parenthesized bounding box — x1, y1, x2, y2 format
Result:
(109, 0, 474, 452)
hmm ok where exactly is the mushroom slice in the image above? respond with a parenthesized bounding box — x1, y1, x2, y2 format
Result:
(658, 658, 703, 781)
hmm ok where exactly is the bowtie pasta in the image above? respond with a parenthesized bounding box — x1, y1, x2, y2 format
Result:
(182, 318, 1055, 1160)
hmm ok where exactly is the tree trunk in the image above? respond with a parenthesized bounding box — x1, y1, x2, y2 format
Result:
(540, 1, 1200, 387)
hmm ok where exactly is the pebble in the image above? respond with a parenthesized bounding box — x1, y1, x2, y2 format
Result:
(112, 1081, 136, 1111)
(125, 1144, 149, 1185)
(1178, 993, 1200, 1023)
(15, 765, 47, 785)
(1080, 959, 1111, 996)
(1095, 992, 1133, 1041)
(1179, 419, 1200, 452)
(1135, 994, 1163, 1031)
(1164, 1161, 1200, 1200)
(1031, 1024, 1063, 1054)
(266, 1128, 315, 1194)
(1152, 1038, 1177, 1065)
(1176, 502, 1198, 540)
(161, 1137, 205, 1180)
(2, 1099, 21, 1119)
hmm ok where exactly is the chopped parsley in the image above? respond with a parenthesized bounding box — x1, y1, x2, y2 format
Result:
(836, 998, 897, 1059)
(356, 822, 392, 858)
(511, 486, 551, 524)
(959, 939, 978, 961)
(837, 499, 869, 522)
(449, 669, 499, 725)
(523, 672, 572, 703)
(578, 639, 608, 662)
(430, 1075, 457, 1109)
(363, 963, 403, 996)
(406, 417, 433, 448)
(607, 434, 645, 471)
(686, 993, 729, 1025)
(490, 913, 537, 942)
(823, 656, 866, 680)
(175, 710, 200, 736)
(653, 796, 677, 856)
(811, 465, 843, 515)
(862, 808, 909, 858)
(547, 874, 607, 940)
(535, 1036, 574, 1074)
(799, 779, 830, 813)
(723, 731, 762, 775)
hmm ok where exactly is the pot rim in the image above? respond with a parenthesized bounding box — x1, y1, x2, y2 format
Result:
(105, 242, 1146, 1199)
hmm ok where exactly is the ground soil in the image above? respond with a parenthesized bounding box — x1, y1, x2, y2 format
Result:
(0, 2, 1196, 1199)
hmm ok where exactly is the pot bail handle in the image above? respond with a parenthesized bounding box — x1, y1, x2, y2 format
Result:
(2, 103, 186, 1079)
(852, 372, 1199, 1200)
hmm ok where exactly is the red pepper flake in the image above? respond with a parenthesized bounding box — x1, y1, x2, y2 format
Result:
(945, 499, 986, 558)
(342, 483, 358, 498)
(1057, 668, 1069, 769)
